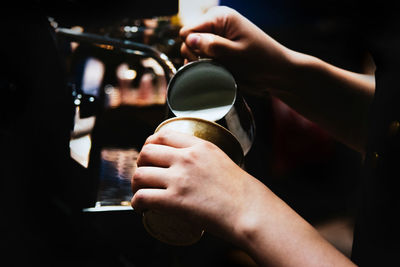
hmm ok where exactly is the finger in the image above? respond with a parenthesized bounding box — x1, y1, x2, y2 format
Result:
(145, 129, 203, 148)
(179, 6, 237, 38)
(180, 42, 199, 62)
(137, 143, 176, 167)
(131, 188, 168, 213)
(183, 32, 240, 59)
(179, 14, 216, 39)
(131, 166, 169, 194)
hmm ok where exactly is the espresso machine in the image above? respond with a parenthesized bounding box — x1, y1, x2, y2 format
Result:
(46, 1, 260, 266)
(48, 1, 187, 266)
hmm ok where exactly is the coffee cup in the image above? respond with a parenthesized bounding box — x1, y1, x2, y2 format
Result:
(142, 117, 244, 246)
(142, 59, 255, 245)
(166, 59, 255, 155)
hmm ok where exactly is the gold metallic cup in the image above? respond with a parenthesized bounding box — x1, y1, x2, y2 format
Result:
(142, 117, 244, 246)
(142, 59, 252, 246)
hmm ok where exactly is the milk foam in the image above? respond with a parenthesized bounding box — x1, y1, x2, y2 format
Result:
(172, 105, 232, 122)
(168, 60, 237, 122)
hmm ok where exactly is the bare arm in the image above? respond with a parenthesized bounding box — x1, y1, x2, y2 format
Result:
(131, 130, 356, 266)
(273, 52, 374, 153)
(235, 179, 355, 266)
(130, 6, 371, 266)
(180, 6, 375, 154)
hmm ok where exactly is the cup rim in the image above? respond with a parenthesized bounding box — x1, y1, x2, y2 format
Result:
(166, 59, 238, 120)
(155, 116, 244, 166)
(155, 116, 235, 140)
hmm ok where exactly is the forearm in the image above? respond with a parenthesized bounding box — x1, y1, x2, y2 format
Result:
(179, 6, 374, 153)
(270, 50, 375, 154)
(231, 177, 356, 266)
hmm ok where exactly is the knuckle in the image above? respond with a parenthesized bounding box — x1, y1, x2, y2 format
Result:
(132, 168, 144, 184)
(180, 43, 189, 56)
(131, 189, 146, 209)
(141, 143, 153, 155)
(211, 6, 235, 23)
(178, 141, 216, 164)
(131, 168, 144, 193)
(209, 5, 232, 16)
(144, 133, 156, 145)
(180, 43, 186, 56)
(222, 6, 238, 17)
(203, 35, 226, 58)
(202, 140, 217, 150)
(144, 130, 170, 145)
(153, 129, 170, 144)
(181, 149, 198, 165)
(137, 146, 151, 165)
(170, 177, 189, 199)
(181, 44, 198, 61)
(203, 35, 217, 53)
(198, 139, 218, 154)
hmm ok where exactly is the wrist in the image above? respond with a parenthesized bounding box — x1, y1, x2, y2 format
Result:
(228, 177, 356, 266)
(272, 49, 320, 94)
(227, 178, 276, 254)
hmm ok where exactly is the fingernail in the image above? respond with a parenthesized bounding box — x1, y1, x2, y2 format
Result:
(187, 33, 201, 48)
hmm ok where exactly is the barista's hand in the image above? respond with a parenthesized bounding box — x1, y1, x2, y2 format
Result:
(130, 129, 356, 266)
(130, 129, 267, 242)
(180, 6, 295, 96)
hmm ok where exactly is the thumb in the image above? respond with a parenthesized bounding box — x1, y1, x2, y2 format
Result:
(185, 32, 239, 59)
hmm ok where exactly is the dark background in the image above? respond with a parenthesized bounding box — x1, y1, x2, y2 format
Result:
(1, 1, 368, 266)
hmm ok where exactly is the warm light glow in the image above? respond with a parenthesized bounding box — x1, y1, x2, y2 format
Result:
(70, 134, 92, 168)
(82, 57, 105, 96)
(123, 69, 137, 80)
(116, 63, 137, 80)
(179, 0, 219, 26)
(142, 58, 164, 75)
